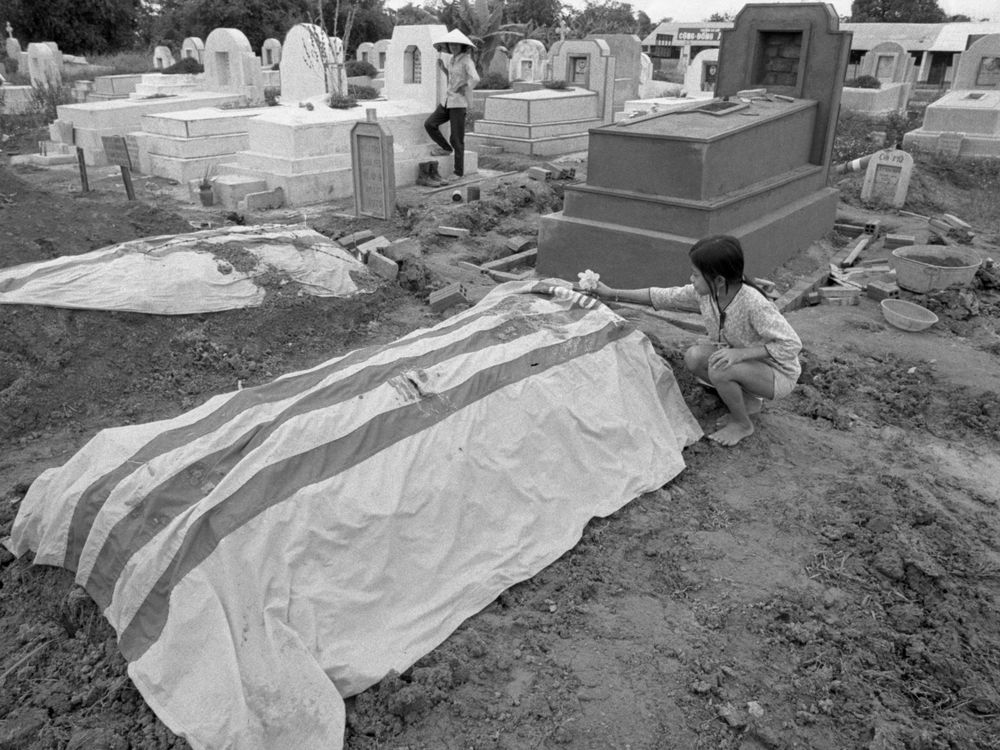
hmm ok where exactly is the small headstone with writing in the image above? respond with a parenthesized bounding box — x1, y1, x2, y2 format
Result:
(860, 148, 913, 209)
(350, 109, 395, 220)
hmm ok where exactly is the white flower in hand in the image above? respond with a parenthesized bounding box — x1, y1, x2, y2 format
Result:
(577, 269, 600, 291)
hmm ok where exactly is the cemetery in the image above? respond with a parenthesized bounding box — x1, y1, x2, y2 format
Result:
(1, 3, 1000, 750)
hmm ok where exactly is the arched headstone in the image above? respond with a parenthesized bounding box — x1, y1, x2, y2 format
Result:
(508, 39, 546, 83)
(373, 39, 391, 72)
(204, 28, 264, 104)
(261, 38, 282, 68)
(181, 37, 205, 64)
(357, 41, 375, 66)
(280, 24, 335, 102)
(153, 46, 175, 70)
(27, 42, 61, 87)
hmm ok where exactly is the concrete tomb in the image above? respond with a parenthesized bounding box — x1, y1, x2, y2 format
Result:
(842, 41, 913, 115)
(153, 46, 176, 70)
(860, 147, 913, 208)
(27, 43, 61, 87)
(357, 42, 375, 66)
(211, 97, 477, 207)
(383, 25, 445, 111)
(203, 28, 264, 105)
(585, 33, 641, 113)
(88, 74, 144, 100)
(903, 34, 1000, 157)
(181, 37, 205, 64)
(467, 38, 616, 156)
(683, 49, 719, 98)
(132, 106, 273, 183)
(261, 38, 282, 67)
(509, 39, 546, 83)
(538, 2, 851, 287)
(280, 24, 337, 103)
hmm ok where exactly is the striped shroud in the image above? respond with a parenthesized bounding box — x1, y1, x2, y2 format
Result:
(7, 281, 702, 750)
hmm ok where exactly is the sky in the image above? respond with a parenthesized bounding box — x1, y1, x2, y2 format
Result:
(594, 0, 998, 23)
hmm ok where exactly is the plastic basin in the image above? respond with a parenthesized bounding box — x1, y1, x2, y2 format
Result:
(880, 298, 939, 331)
(889, 245, 981, 293)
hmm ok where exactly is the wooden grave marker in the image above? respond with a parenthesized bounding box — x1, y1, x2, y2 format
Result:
(101, 135, 136, 201)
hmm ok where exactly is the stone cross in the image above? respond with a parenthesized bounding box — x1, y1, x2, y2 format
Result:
(558, 20, 569, 42)
(5, 22, 12, 38)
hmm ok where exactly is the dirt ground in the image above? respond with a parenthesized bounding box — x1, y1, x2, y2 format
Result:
(1, 130, 999, 750)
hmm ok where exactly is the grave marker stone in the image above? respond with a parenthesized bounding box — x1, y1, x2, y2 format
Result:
(351, 109, 396, 220)
(384, 25, 445, 110)
(4, 26, 20, 64)
(937, 132, 964, 156)
(281, 24, 334, 102)
(204, 28, 264, 104)
(509, 39, 546, 83)
(153, 46, 175, 70)
(181, 37, 205, 63)
(548, 38, 616, 123)
(373, 39, 391, 72)
(261, 38, 282, 67)
(27, 42, 61, 87)
(859, 41, 913, 84)
(357, 42, 375, 66)
(860, 148, 913, 208)
(952, 34, 1000, 90)
(683, 49, 719, 96)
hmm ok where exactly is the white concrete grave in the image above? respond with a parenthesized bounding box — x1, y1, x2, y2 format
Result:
(261, 38, 281, 68)
(181, 37, 205, 64)
(204, 28, 264, 105)
(280, 24, 336, 104)
(131, 73, 204, 99)
(212, 98, 477, 208)
(861, 148, 914, 208)
(373, 40, 391, 72)
(27, 43, 61, 87)
(468, 37, 617, 155)
(842, 41, 914, 115)
(903, 34, 1000, 158)
(683, 49, 718, 98)
(357, 42, 375, 67)
(509, 39, 546, 83)
(383, 25, 446, 111)
(132, 106, 274, 183)
(153, 46, 176, 70)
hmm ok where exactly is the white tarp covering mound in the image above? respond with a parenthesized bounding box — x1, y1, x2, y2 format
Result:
(5, 281, 703, 750)
(0, 224, 370, 314)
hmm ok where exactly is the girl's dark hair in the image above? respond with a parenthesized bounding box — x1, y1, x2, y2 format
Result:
(689, 235, 766, 298)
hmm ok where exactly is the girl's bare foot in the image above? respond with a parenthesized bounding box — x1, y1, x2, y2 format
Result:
(709, 420, 755, 446)
(714, 397, 763, 429)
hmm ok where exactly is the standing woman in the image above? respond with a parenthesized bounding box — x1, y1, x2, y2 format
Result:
(424, 29, 480, 182)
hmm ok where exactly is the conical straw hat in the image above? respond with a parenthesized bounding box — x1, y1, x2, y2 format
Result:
(433, 29, 476, 51)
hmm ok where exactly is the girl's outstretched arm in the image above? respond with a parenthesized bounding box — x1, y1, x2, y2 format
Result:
(590, 282, 653, 306)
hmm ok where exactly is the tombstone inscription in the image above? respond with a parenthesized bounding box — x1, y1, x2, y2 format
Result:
(861, 148, 913, 208)
(351, 110, 396, 220)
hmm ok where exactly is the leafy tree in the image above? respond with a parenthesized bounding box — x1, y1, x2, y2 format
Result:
(505, 0, 562, 28)
(440, 0, 526, 74)
(849, 0, 945, 23)
(392, 2, 441, 25)
(4, 0, 145, 54)
(635, 10, 654, 39)
(567, 0, 639, 37)
(151, 0, 309, 49)
(707, 12, 733, 21)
